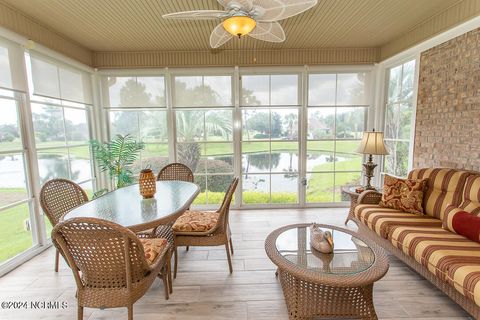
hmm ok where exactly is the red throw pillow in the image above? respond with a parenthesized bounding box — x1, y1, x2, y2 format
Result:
(379, 174, 427, 215)
(451, 211, 480, 243)
(443, 205, 480, 243)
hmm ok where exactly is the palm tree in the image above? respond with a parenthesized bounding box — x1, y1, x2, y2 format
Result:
(176, 109, 232, 172)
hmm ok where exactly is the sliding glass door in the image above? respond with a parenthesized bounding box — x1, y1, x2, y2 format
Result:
(240, 74, 300, 205)
(306, 72, 369, 203)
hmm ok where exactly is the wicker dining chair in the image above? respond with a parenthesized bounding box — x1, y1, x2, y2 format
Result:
(52, 217, 171, 320)
(157, 162, 194, 182)
(156, 162, 195, 251)
(172, 177, 239, 277)
(40, 178, 89, 272)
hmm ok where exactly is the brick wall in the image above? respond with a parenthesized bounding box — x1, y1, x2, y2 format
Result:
(413, 27, 480, 171)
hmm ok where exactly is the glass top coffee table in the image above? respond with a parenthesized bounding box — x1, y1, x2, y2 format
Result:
(265, 223, 389, 320)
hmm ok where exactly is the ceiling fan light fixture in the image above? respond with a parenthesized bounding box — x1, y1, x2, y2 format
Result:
(222, 16, 256, 37)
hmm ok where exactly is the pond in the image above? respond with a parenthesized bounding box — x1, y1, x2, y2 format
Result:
(1, 152, 356, 195)
(0, 154, 92, 188)
(242, 152, 352, 193)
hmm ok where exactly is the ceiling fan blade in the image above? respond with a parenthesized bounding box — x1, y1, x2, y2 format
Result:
(210, 23, 234, 48)
(218, 0, 254, 11)
(162, 10, 227, 20)
(248, 21, 285, 42)
(253, 0, 317, 22)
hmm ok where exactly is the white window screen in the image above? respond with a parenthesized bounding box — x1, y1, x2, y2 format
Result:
(30, 54, 92, 104)
(105, 76, 166, 108)
(174, 76, 232, 107)
(0, 38, 27, 92)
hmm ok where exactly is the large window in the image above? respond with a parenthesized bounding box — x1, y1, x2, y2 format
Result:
(104, 76, 168, 172)
(241, 74, 300, 205)
(383, 60, 416, 177)
(173, 75, 234, 205)
(0, 40, 36, 263)
(27, 54, 95, 233)
(100, 68, 374, 208)
(306, 73, 369, 202)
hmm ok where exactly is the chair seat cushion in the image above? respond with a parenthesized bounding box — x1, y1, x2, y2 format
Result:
(139, 238, 168, 264)
(354, 204, 441, 238)
(172, 210, 219, 233)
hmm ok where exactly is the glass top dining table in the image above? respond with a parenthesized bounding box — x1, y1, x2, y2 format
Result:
(63, 181, 200, 232)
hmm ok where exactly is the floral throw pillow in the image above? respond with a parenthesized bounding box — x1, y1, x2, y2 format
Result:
(379, 174, 427, 215)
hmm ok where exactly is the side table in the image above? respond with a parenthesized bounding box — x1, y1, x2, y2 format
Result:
(342, 186, 382, 225)
(342, 186, 363, 225)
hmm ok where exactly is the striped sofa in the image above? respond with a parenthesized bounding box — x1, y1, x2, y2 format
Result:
(353, 168, 480, 319)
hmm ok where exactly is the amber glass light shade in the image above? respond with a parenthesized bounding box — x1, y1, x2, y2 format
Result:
(223, 16, 256, 37)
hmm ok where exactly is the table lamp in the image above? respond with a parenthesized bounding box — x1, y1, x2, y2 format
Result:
(356, 129, 389, 190)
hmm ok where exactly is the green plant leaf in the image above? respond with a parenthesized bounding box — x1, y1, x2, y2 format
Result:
(90, 134, 144, 190)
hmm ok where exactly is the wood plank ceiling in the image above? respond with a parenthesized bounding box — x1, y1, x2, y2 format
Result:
(0, 0, 463, 52)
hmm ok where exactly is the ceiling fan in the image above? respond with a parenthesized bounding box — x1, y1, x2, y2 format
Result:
(162, 0, 318, 48)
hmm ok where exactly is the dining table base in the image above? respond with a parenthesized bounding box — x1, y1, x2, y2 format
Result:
(279, 269, 378, 320)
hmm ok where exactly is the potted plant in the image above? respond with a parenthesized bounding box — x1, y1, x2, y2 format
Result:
(90, 134, 144, 195)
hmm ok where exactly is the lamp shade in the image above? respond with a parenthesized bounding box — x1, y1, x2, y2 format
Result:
(223, 16, 256, 37)
(356, 131, 389, 155)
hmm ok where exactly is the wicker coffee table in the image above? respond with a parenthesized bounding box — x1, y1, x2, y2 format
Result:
(265, 223, 389, 320)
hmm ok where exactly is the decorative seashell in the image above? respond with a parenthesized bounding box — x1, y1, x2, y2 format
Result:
(310, 223, 334, 254)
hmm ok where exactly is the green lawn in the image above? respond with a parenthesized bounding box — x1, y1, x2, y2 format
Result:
(0, 138, 362, 260)
(0, 204, 33, 263)
(0, 188, 93, 263)
(1, 139, 359, 159)
(306, 157, 361, 202)
(193, 156, 361, 205)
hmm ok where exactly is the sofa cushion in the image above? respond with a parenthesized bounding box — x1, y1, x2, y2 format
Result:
(173, 210, 219, 233)
(442, 206, 480, 243)
(389, 225, 476, 280)
(408, 168, 471, 219)
(139, 238, 168, 264)
(354, 204, 441, 238)
(379, 174, 427, 215)
(461, 175, 480, 213)
(446, 264, 480, 307)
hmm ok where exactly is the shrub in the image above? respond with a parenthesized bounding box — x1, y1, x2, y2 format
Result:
(136, 156, 169, 174)
(195, 158, 233, 192)
(135, 157, 233, 193)
(0, 132, 15, 142)
(253, 133, 269, 139)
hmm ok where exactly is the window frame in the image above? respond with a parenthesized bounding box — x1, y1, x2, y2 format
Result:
(172, 73, 235, 206)
(305, 70, 371, 203)
(379, 56, 420, 179)
(239, 72, 302, 206)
